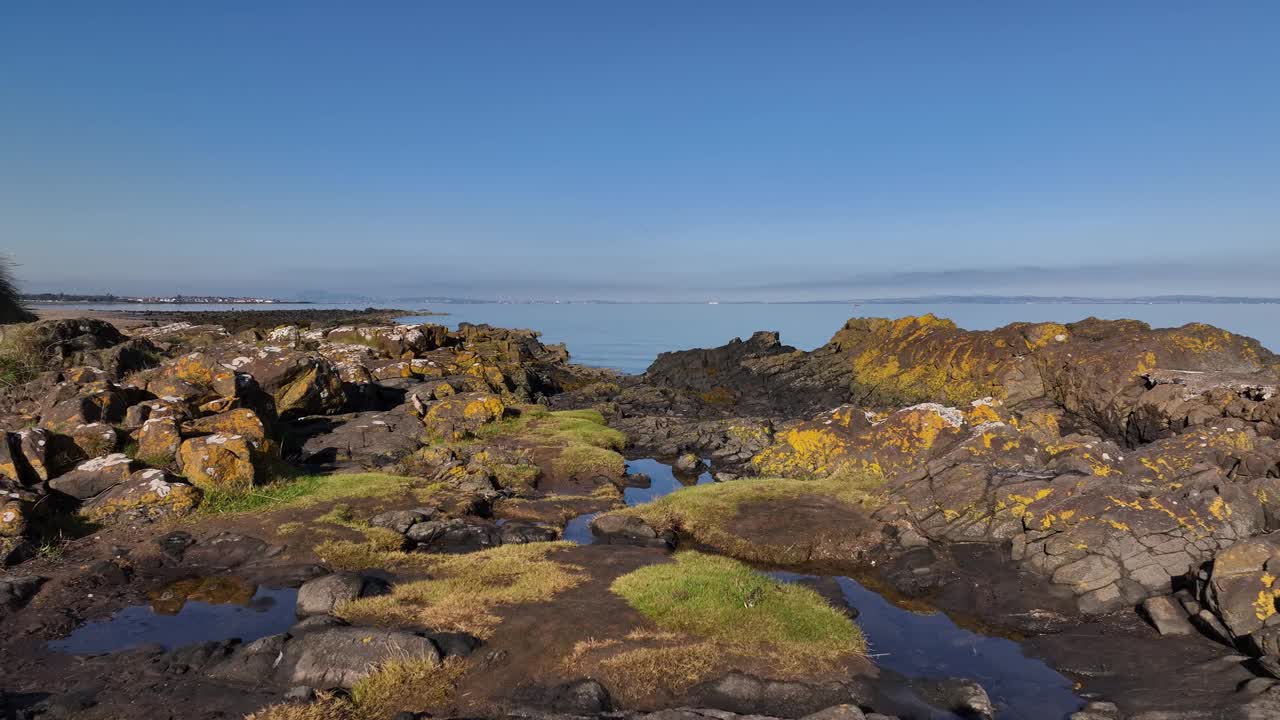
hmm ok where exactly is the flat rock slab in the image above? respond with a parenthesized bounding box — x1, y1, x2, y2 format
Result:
(280, 626, 440, 688)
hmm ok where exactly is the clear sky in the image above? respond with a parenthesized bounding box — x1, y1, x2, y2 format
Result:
(2, 1, 1277, 300)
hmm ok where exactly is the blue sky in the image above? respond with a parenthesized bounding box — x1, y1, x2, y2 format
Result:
(2, 1, 1277, 300)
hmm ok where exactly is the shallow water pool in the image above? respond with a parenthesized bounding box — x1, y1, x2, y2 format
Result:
(49, 577, 298, 655)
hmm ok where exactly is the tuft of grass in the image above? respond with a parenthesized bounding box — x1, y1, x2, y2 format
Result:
(245, 693, 353, 720)
(196, 472, 422, 516)
(314, 538, 430, 572)
(594, 641, 719, 704)
(554, 445, 626, 478)
(350, 656, 468, 719)
(611, 551, 865, 662)
(611, 473, 880, 563)
(0, 335, 42, 387)
(245, 658, 468, 720)
(336, 542, 586, 637)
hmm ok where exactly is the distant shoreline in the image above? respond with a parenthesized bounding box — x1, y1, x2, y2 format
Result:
(23, 294, 1280, 307)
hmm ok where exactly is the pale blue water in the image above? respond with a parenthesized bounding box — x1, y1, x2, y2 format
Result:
(403, 302, 1280, 374)
(45, 300, 1278, 375)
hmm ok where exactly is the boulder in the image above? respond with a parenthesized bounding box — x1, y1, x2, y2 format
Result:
(48, 453, 135, 500)
(295, 407, 425, 469)
(1203, 537, 1280, 639)
(0, 429, 49, 486)
(79, 468, 202, 525)
(368, 508, 433, 534)
(1140, 595, 1197, 636)
(499, 522, 559, 545)
(177, 434, 257, 492)
(405, 518, 502, 553)
(0, 498, 29, 537)
(149, 352, 238, 402)
(590, 513, 677, 550)
(181, 408, 267, 445)
(137, 417, 182, 463)
(548, 678, 613, 714)
(673, 452, 704, 473)
(0, 536, 34, 566)
(0, 574, 44, 610)
(207, 633, 289, 685)
(423, 392, 505, 441)
(180, 532, 270, 569)
(66, 421, 118, 458)
(295, 572, 390, 617)
(229, 347, 344, 417)
(41, 385, 129, 432)
(279, 626, 440, 688)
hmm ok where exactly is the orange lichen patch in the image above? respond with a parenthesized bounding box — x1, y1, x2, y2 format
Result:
(874, 406, 961, 455)
(752, 428, 849, 478)
(1135, 351, 1158, 376)
(1255, 573, 1280, 622)
(965, 399, 1002, 425)
(1021, 323, 1070, 350)
(178, 434, 257, 492)
(1166, 325, 1231, 355)
(1103, 494, 1216, 537)
(828, 406, 865, 428)
(836, 315, 1016, 405)
(182, 408, 267, 445)
(752, 403, 965, 479)
(171, 352, 236, 392)
(1129, 430, 1255, 485)
(997, 487, 1055, 517)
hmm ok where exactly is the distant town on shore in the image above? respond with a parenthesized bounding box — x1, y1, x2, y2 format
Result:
(20, 292, 1280, 306)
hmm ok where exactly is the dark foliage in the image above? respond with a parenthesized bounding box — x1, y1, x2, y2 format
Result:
(1, 258, 37, 325)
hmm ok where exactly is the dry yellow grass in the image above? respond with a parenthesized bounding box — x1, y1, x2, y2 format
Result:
(350, 656, 469, 719)
(244, 659, 469, 720)
(335, 542, 586, 637)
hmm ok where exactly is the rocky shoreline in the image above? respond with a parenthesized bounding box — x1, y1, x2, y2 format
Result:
(2, 312, 1279, 719)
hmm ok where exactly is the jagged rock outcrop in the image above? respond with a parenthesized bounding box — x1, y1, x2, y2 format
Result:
(588, 316, 1280, 616)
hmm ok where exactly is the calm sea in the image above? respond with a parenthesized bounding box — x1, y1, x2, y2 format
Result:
(42, 301, 1279, 375)
(404, 302, 1280, 374)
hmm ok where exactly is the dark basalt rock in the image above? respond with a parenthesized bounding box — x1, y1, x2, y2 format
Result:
(405, 518, 502, 553)
(590, 513, 677, 550)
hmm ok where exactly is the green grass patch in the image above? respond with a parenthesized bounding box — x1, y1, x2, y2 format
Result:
(553, 444, 626, 478)
(611, 551, 864, 660)
(196, 472, 426, 516)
